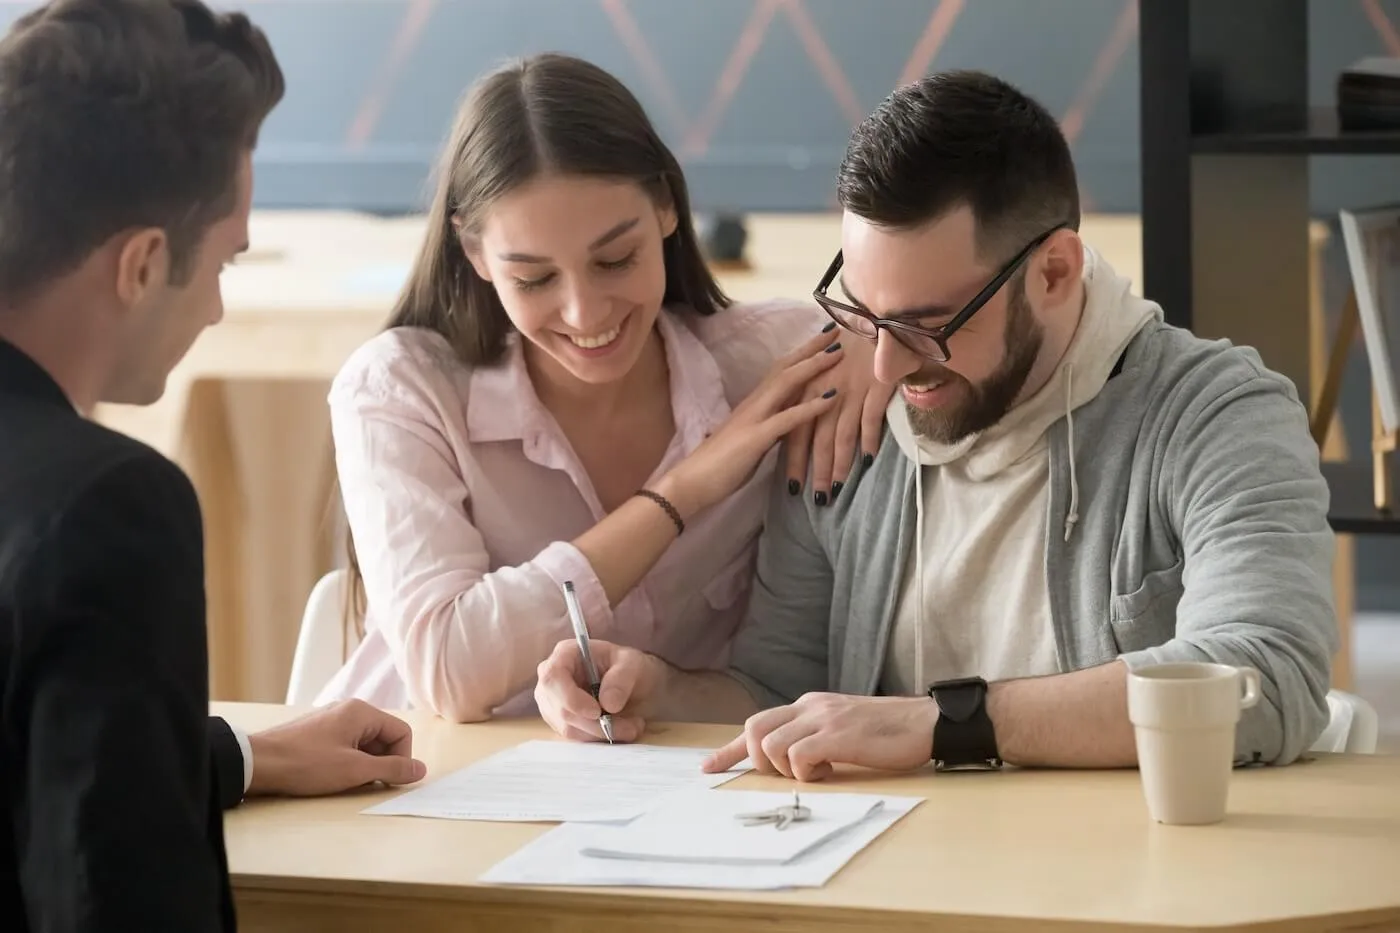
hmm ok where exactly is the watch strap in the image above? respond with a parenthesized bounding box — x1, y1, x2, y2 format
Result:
(928, 677, 1002, 771)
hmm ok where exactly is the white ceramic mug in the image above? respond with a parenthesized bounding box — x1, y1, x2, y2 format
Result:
(1126, 662, 1261, 825)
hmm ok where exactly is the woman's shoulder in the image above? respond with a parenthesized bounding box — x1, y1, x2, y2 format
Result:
(681, 297, 826, 369)
(683, 298, 823, 375)
(330, 325, 467, 408)
(671, 297, 826, 405)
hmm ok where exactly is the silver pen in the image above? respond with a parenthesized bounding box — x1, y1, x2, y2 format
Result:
(562, 580, 615, 743)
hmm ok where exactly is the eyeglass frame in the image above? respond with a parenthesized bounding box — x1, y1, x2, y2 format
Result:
(811, 222, 1070, 363)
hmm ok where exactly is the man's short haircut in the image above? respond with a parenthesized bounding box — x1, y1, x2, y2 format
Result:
(837, 69, 1080, 263)
(0, 0, 285, 300)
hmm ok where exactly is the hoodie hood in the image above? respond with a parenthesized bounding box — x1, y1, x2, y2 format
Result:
(888, 245, 1158, 479)
(891, 247, 1159, 694)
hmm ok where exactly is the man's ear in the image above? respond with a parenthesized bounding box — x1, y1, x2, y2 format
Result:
(115, 228, 168, 308)
(1037, 229, 1084, 305)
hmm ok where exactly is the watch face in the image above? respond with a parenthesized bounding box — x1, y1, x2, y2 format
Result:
(932, 680, 985, 723)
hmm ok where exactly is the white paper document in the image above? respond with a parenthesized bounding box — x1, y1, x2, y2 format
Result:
(480, 791, 923, 890)
(361, 740, 748, 823)
(578, 789, 888, 865)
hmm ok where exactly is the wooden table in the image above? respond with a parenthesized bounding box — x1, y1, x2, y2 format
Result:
(218, 702, 1400, 933)
(97, 214, 1343, 706)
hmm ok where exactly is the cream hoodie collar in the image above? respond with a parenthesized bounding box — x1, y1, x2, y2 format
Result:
(895, 247, 1158, 692)
(889, 245, 1157, 560)
(889, 245, 1157, 471)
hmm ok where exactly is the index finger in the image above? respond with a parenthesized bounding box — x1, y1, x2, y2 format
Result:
(701, 731, 750, 773)
(859, 382, 890, 464)
(782, 416, 814, 495)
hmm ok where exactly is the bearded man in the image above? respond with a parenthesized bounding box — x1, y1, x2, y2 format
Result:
(532, 69, 1337, 779)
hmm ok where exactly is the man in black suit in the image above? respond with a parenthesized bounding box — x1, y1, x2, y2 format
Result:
(0, 2, 427, 929)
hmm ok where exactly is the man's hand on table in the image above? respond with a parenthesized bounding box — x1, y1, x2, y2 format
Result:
(247, 699, 428, 797)
(534, 638, 938, 780)
(701, 693, 936, 782)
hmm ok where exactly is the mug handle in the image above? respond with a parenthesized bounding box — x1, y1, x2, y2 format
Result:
(1237, 666, 1261, 710)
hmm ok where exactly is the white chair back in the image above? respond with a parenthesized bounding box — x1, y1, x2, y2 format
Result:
(285, 568, 359, 705)
(1310, 689, 1380, 754)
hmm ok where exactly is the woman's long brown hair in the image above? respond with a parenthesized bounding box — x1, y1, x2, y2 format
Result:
(340, 52, 731, 639)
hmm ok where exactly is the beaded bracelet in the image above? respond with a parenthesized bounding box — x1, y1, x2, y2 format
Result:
(636, 489, 685, 536)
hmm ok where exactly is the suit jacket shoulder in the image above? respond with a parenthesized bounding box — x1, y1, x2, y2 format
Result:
(0, 369, 235, 931)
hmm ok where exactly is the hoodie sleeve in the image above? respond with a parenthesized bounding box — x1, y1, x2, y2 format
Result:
(726, 464, 836, 708)
(1116, 364, 1337, 766)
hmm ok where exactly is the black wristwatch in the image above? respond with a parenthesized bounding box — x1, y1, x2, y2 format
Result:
(927, 676, 1002, 771)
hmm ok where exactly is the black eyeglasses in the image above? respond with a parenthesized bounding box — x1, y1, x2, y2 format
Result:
(812, 223, 1068, 363)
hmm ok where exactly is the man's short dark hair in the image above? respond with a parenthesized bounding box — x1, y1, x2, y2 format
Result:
(837, 70, 1080, 263)
(0, 0, 285, 301)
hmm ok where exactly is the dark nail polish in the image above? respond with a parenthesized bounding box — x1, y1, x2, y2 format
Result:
(862, 452, 874, 469)
(821, 321, 837, 333)
(814, 491, 828, 507)
(825, 342, 842, 353)
(831, 481, 843, 501)
(821, 388, 837, 399)
(788, 478, 801, 496)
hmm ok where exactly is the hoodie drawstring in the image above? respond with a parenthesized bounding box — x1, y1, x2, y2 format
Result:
(1063, 364, 1080, 542)
(914, 361, 1079, 692)
(913, 463, 925, 692)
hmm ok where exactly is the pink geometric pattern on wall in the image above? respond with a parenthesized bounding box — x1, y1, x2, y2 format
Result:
(345, 0, 1141, 165)
(336, 0, 1400, 214)
(1362, 0, 1400, 55)
(346, 0, 439, 150)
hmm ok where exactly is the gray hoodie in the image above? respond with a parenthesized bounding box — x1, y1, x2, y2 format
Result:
(726, 254, 1337, 766)
(880, 248, 1157, 697)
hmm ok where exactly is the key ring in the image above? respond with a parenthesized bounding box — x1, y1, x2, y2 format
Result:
(735, 791, 811, 830)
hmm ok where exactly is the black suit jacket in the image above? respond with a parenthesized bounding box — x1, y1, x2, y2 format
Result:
(0, 339, 243, 931)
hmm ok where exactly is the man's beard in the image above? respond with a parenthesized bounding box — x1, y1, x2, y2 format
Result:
(905, 286, 1043, 444)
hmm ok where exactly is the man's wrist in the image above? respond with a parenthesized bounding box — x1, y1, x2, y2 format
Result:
(904, 696, 937, 761)
(245, 730, 291, 797)
(983, 680, 1015, 760)
(229, 723, 254, 795)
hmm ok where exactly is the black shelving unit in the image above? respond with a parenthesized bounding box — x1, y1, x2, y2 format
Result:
(1192, 106, 1400, 155)
(1323, 462, 1400, 534)
(1139, 0, 1400, 535)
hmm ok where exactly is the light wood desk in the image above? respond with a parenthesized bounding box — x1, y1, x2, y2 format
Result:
(97, 214, 1343, 705)
(219, 702, 1400, 933)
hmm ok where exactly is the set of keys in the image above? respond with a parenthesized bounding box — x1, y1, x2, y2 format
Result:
(735, 791, 811, 830)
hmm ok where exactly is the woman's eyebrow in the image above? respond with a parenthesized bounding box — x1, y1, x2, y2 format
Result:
(497, 217, 641, 263)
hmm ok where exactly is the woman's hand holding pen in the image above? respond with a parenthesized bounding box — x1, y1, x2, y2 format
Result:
(535, 637, 663, 743)
(650, 326, 845, 523)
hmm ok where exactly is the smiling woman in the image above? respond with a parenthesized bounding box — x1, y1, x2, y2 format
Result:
(463, 175, 675, 398)
(316, 52, 894, 724)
